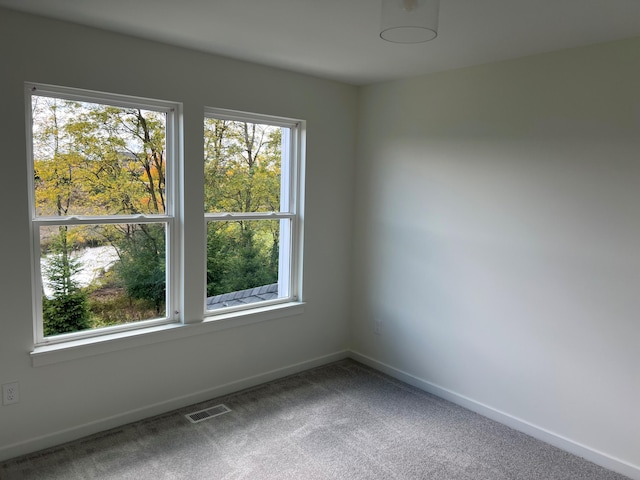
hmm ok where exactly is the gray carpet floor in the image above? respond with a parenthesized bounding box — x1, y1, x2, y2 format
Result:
(0, 359, 630, 479)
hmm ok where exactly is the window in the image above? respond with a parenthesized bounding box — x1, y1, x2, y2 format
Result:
(26, 84, 304, 350)
(27, 84, 180, 344)
(204, 108, 302, 315)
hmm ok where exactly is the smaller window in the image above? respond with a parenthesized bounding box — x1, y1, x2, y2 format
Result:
(27, 84, 180, 345)
(204, 109, 303, 315)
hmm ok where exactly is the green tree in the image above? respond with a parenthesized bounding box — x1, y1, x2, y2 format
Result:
(32, 97, 169, 331)
(33, 99, 91, 335)
(41, 229, 91, 336)
(206, 224, 232, 296)
(204, 119, 282, 296)
(229, 228, 274, 291)
(113, 224, 166, 315)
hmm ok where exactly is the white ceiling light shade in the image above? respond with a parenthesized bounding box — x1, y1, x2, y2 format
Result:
(380, 0, 440, 43)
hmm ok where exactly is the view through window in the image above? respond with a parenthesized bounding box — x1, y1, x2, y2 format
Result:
(28, 86, 177, 342)
(204, 110, 300, 313)
(27, 85, 303, 346)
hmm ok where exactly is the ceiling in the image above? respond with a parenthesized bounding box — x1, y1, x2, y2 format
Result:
(1, 0, 639, 85)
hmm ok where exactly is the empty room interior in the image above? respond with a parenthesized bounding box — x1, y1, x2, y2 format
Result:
(0, 0, 639, 478)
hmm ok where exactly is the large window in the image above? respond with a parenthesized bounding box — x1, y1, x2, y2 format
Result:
(27, 84, 179, 344)
(204, 109, 302, 314)
(27, 84, 304, 349)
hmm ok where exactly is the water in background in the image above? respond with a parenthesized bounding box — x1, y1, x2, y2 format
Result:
(41, 245, 119, 298)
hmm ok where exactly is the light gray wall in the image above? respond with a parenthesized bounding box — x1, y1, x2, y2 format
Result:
(353, 38, 640, 475)
(0, 8, 356, 459)
(2, 6, 639, 476)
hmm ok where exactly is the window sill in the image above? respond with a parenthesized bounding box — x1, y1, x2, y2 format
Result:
(31, 302, 305, 367)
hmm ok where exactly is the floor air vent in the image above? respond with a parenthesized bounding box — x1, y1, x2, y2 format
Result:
(185, 404, 231, 424)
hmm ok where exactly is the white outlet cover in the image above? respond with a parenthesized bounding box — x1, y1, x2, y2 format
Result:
(2, 382, 19, 405)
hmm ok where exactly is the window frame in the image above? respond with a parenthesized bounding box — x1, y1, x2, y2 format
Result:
(203, 107, 304, 317)
(26, 83, 182, 346)
(24, 84, 305, 359)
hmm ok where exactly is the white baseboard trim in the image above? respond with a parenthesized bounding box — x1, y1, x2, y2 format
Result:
(348, 350, 640, 480)
(0, 350, 349, 463)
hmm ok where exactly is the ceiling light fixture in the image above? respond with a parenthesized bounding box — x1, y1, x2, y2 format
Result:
(380, 0, 439, 44)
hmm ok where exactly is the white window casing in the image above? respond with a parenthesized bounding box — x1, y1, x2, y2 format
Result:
(25, 85, 305, 360)
(203, 107, 304, 317)
(26, 83, 181, 346)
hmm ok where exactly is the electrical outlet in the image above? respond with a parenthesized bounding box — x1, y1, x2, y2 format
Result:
(374, 319, 382, 335)
(2, 382, 19, 405)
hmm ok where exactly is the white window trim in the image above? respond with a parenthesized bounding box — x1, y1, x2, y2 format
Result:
(24, 85, 306, 363)
(26, 83, 182, 347)
(202, 107, 305, 318)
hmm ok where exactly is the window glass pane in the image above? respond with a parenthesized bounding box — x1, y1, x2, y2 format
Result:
(206, 219, 286, 310)
(204, 119, 284, 213)
(39, 223, 167, 337)
(32, 96, 167, 217)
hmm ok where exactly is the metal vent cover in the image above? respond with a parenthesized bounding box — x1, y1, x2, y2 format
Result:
(185, 404, 231, 424)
